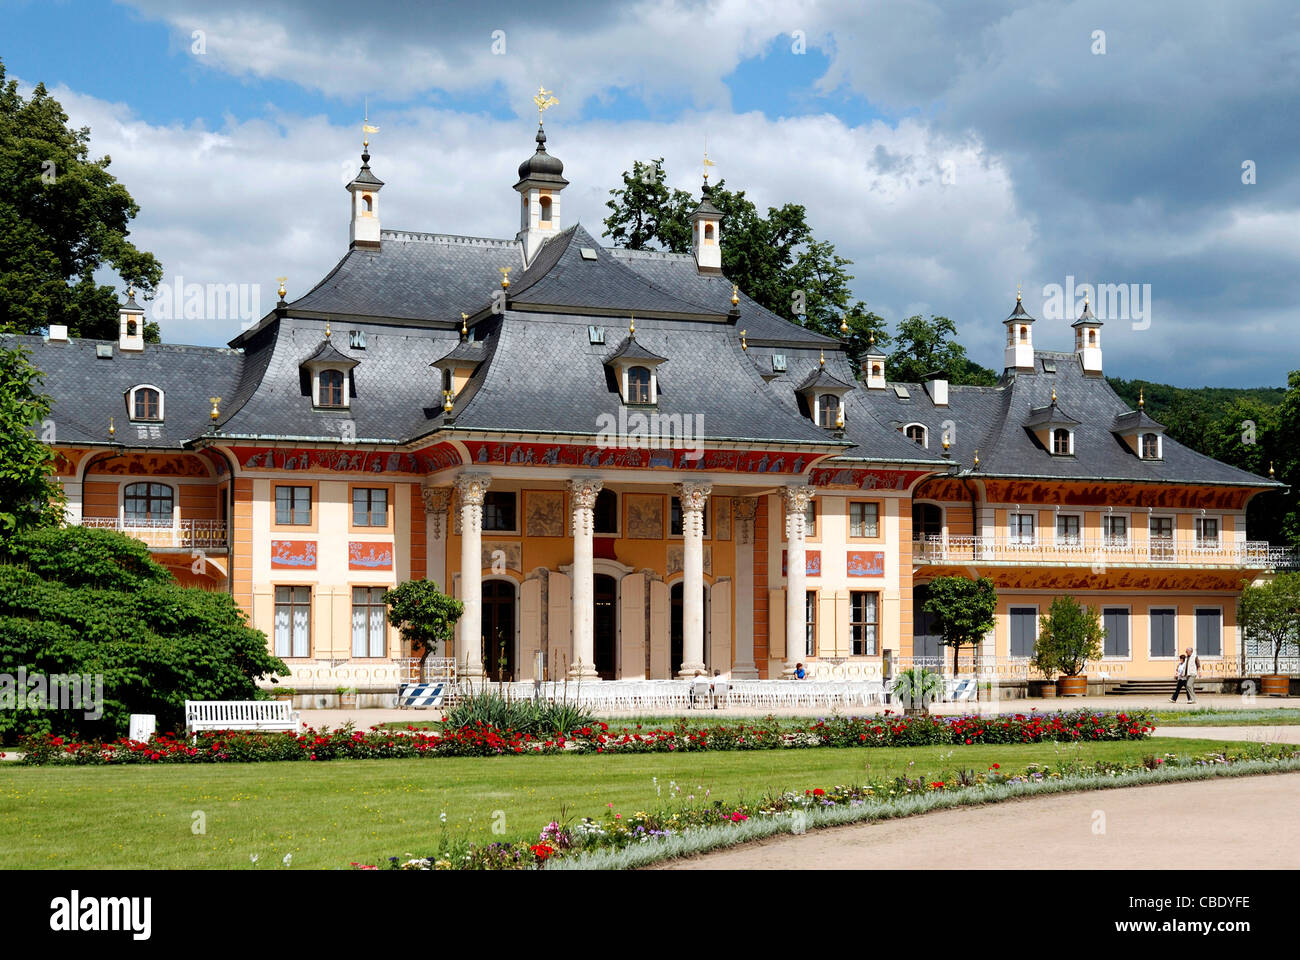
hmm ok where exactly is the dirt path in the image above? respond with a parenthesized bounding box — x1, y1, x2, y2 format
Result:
(656, 772, 1300, 870)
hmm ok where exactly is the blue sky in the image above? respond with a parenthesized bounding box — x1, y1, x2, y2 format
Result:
(5, 0, 1297, 387)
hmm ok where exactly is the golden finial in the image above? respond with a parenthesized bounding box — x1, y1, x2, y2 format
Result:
(1269, 461, 1276, 478)
(868, 331, 875, 346)
(108, 416, 115, 437)
(973, 448, 980, 468)
(1016, 282, 1022, 303)
(324, 321, 331, 339)
(277, 276, 287, 300)
(127, 284, 135, 300)
(730, 284, 739, 307)
(1051, 387, 1057, 404)
(443, 390, 454, 413)
(1138, 387, 1144, 410)
(499, 266, 511, 289)
(840, 315, 849, 334)
(943, 434, 951, 451)
(835, 404, 845, 430)
(533, 85, 558, 125)
(209, 396, 221, 421)
(739, 329, 747, 352)
(460, 312, 468, 338)
(819, 349, 825, 367)
(629, 313, 635, 336)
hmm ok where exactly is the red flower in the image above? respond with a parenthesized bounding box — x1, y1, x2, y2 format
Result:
(812, 788, 826, 796)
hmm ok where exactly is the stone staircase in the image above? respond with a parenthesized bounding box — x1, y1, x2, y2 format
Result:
(1106, 679, 1179, 696)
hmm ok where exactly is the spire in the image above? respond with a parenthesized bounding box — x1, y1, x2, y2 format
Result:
(1003, 282, 1035, 371)
(515, 89, 568, 263)
(346, 132, 383, 249)
(1139, 387, 1145, 410)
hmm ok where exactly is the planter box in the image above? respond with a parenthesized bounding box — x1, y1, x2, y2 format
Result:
(1028, 679, 1057, 698)
(1260, 674, 1291, 698)
(1057, 675, 1088, 697)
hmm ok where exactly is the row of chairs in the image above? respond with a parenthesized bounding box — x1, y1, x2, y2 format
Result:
(473, 678, 888, 712)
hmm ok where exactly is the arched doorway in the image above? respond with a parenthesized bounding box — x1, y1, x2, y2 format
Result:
(482, 580, 516, 681)
(912, 583, 942, 662)
(669, 581, 709, 677)
(594, 574, 618, 679)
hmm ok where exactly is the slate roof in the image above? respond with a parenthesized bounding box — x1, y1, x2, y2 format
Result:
(854, 350, 1281, 486)
(604, 334, 666, 365)
(2, 333, 243, 448)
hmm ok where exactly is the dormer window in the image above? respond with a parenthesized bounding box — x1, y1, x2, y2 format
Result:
(319, 369, 346, 407)
(128, 385, 163, 421)
(627, 366, 653, 404)
(904, 423, 927, 447)
(817, 394, 840, 428)
(1141, 433, 1162, 459)
(1052, 428, 1073, 455)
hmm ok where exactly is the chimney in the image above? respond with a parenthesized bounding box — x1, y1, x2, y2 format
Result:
(924, 371, 948, 407)
(48, 324, 68, 342)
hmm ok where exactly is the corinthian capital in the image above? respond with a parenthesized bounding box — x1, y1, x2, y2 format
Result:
(454, 473, 491, 507)
(674, 481, 713, 513)
(567, 477, 604, 512)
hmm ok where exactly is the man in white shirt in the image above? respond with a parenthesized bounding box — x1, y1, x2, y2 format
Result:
(1171, 647, 1199, 703)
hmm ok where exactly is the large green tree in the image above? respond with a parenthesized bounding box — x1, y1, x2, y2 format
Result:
(886, 314, 998, 385)
(922, 575, 998, 673)
(384, 579, 464, 671)
(0, 526, 286, 741)
(0, 343, 65, 540)
(0, 57, 162, 340)
(603, 164, 891, 368)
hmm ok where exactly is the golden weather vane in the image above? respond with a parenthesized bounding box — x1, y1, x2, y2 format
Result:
(363, 97, 379, 147)
(533, 85, 559, 125)
(703, 149, 716, 183)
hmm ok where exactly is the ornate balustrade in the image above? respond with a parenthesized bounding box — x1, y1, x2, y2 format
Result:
(78, 517, 228, 550)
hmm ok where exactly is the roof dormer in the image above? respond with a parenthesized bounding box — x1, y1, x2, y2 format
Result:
(300, 327, 358, 409)
(796, 351, 854, 429)
(431, 338, 487, 409)
(604, 320, 666, 404)
(126, 384, 164, 422)
(1113, 391, 1165, 460)
(1024, 388, 1079, 455)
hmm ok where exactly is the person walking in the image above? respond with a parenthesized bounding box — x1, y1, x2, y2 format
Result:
(1171, 647, 1199, 703)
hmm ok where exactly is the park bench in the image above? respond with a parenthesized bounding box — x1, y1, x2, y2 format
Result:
(184, 700, 302, 736)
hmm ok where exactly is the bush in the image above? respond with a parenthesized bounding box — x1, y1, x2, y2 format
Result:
(442, 690, 597, 737)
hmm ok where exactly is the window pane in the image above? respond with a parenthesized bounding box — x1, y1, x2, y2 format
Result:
(1103, 608, 1129, 657)
(805, 591, 816, 656)
(851, 591, 878, 655)
(483, 492, 516, 531)
(1196, 610, 1221, 656)
(851, 502, 879, 538)
(1010, 608, 1036, 657)
(351, 595, 368, 657)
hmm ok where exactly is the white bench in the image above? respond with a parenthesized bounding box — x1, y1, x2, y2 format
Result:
(185, 700, 302, 735)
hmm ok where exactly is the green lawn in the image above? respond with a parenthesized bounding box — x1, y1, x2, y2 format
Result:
(1153, 708, 1300, 726)
(0, 737, 1252, 869)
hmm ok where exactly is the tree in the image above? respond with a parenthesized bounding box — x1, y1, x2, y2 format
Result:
(1031, 596, 1105, 679)
(922, 575, 998, 673)
(0, 343, 64, 540)
(603, 159, 695, 253)
(0, 57, 163, 341)
(0, 526, 285, 741)
(384, 579, 464, 672)
(1238, 573, 1300, 676)
(887, 314, 998, 385)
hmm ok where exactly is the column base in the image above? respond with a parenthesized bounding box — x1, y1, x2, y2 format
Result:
(677, 662, 707, 678)
(730, 662, 760, 679)
(567, 662, 601, 681)
(781, 661, 801, 678)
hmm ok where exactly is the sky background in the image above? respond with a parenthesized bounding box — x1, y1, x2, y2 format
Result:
(4, 0, 1297, 386)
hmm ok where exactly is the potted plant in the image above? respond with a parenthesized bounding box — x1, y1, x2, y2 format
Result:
(892, 667, 945, 715)
(337, 686, 358, 708)
(1239, 573, 1300, 697)
(274, 686, 296, 703)
(1031, 596, 1104, 697)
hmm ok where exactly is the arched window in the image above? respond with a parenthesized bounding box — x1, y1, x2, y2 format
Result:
(817, 394, 839, 428)
(124, 482, 173, 524)
(904, 424, 927, 447)
(131, 386, 161, 421)
(1088, 329, 1096, 344)
(539, 196, 552, 224)
(1141, 433, 1160, 459)
(627, 366, 652, 404)
(1019, 325, 1028, 342)
(362, 193, 373, 213)
(1052, 428, 1072, 455)
(871, 363, 882, 378)
(127, 319, 138, 336)
(319, 370, 345, 407)
(594, 488, 618, 534)
(704, 223, 714, 240)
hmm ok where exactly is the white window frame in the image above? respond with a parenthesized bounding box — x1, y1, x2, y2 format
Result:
(1050, 427, 1074, 456)
(849, 590, 879, 656)
(313, 368, 351, 409)
(1195, 516, 1221, 550)
(1193, 606, 1224, 660)
(120, 480, 177, 527)
(1149, 515, 1175, 561)
(902, 422, 928, 448)
(1102, 512, 1129, 547)
(1009, 512, 1036, 546)
(1148, 606, 1179, 660)
(1101, 605, 1132, 661)
(351, 585, 388, 658)
(623, 365, 656, 405)
(1140, 432, 1163, 460)
(849, 501, 880, 539)
(127, 383, 165, 422)
(1054, 512, 1082, 546)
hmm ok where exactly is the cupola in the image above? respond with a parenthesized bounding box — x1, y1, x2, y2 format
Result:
(515, 92, 569, 265)
(861, 333, 887, 390)
(1003, 288, 1036, 372)
(1071, 295, 1103, 376)
(346, 145, 384, 249)
(691, 179, 723, 274)
(119, 287, 145, 352)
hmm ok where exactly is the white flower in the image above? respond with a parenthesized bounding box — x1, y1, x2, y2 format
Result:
(249, 853, 259, 865)
(283, 853, 293, 867)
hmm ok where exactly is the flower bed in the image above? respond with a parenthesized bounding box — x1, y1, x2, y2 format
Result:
(18, 709, 1154, 766)
(356, 744, 1300, 870)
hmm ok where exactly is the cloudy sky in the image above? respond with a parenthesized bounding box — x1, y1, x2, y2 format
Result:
(6, 0, 1297, 386)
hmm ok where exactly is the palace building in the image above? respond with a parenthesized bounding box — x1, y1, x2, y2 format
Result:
(9, 118, 1288, 693)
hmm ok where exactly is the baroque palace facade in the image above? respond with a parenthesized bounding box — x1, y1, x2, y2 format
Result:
(9, 120, 1286, 689)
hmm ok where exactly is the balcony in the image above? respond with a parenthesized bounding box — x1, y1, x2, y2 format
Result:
(78, 518, 229, 551)
(913, 535, 1296, 570)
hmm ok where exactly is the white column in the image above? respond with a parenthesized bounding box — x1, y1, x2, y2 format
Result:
(420, 483, 451, 594)
(676, 481, 712, 677)
(455, 474, 490, 681)
(782, 485, 815, 677)
(731, 497, 759, 678)
(568, 477, 603, 680)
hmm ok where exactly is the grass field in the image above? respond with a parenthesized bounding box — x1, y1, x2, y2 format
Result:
(1151, 708, 1300, 726)
(0, 736, 1252, 869)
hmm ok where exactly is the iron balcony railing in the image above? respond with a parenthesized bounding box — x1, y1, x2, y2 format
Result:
(914, 534, 1297, 568)
(78, 517, 229, 550)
